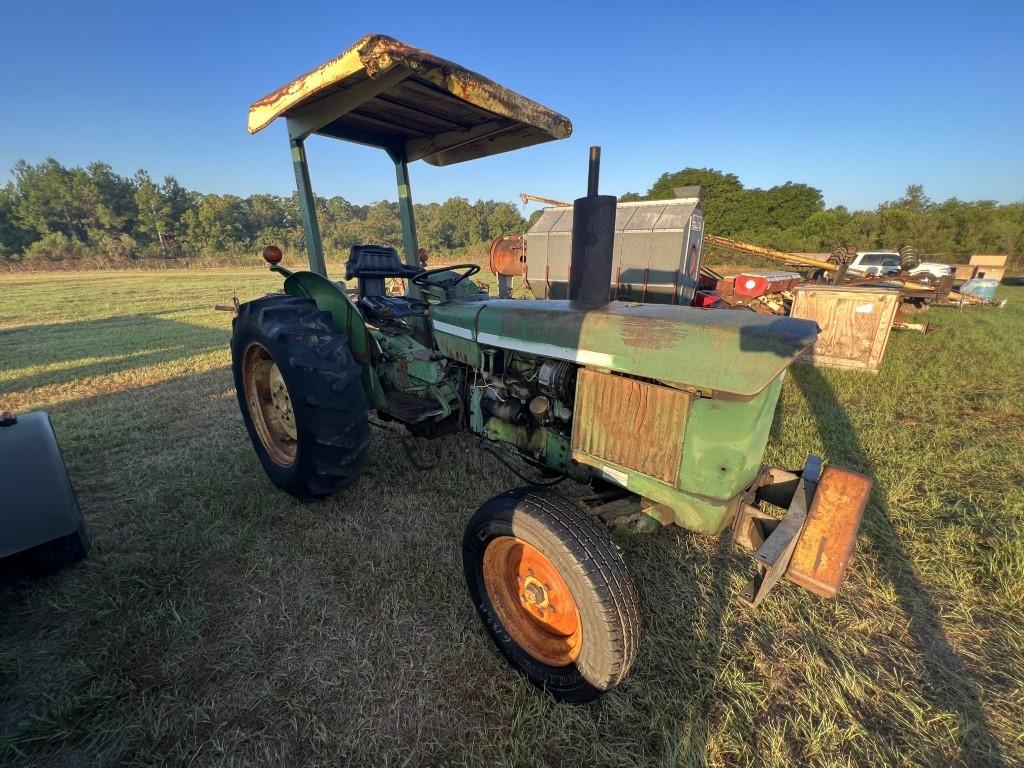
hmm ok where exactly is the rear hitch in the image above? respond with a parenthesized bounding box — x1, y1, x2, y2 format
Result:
(734, 456, 872, 606)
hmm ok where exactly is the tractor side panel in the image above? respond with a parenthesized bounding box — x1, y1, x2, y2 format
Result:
(430, 301, 486, 368)
(677, 375, 784, 500)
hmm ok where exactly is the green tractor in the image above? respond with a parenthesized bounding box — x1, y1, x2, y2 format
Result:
(233, 34, 872, 702)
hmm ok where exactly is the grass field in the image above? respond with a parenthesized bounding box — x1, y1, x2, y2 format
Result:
(1, 270, 1022, 767)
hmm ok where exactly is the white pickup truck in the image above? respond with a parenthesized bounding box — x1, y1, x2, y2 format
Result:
(846, 251, 952, 282)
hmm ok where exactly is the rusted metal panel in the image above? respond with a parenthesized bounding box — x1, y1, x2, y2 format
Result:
(248, 34, 571, 166)
(786, 466, 872, 598)
(571, 370, 689, 485)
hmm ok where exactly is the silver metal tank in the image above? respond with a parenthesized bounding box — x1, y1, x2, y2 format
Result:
(524, 187, 704, 305)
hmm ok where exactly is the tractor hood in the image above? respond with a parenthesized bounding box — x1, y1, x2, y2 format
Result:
(430, 300, 818, 397)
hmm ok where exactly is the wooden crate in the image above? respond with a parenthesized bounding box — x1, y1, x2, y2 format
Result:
(790, 285, 900, 372)
(969, 254, 1007, 282)
(952, 264, 979, 281)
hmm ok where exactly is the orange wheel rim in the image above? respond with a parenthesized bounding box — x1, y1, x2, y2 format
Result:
(242, 342, 297, 468)
(482, 536, 582, 667)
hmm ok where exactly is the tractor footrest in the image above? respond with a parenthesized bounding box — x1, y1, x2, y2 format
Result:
(380, 391, 445, 424)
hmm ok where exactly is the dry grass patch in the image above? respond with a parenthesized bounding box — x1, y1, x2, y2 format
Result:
(0, 270, 1022, 767)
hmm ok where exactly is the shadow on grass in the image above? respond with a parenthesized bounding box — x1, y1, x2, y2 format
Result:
(0, 314, 228, 393)
(676, 530, 733, 766)
(790, 363, 1005, 767)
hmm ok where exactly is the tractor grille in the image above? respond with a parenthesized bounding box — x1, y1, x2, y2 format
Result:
(571, 369, 690, 485)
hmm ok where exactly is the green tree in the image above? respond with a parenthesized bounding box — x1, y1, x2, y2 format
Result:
(357, 201, 402, 247)
(4, 155, 1022, 269)
(182, 194, 250, 253)
(487, 202, 526, 238)
(0, 183, 36, 260)
(134, 170, 173, 256)
(423, 197, 479, 249)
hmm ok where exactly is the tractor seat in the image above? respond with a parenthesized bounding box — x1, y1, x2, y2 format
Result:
(346, 244, 422, 298)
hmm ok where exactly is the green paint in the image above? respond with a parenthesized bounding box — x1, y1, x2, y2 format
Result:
(677, 376, 783, 498)
(433, 298, 816, 396)
(431, 296, 803, 534)
(288, 136, 327, 276)
(430, 300, 486, 367)
(282, 270, 388, 409)
(482, 418, 572, 474)
(391, 156, 421, 274)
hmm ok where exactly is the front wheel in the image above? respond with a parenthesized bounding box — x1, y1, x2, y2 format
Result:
(462, 487, 641, 702)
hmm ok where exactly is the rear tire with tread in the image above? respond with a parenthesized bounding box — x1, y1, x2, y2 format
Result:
(231, 295, 370, 499)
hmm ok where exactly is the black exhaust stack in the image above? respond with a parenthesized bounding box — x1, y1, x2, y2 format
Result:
(568, 146, 616, 307)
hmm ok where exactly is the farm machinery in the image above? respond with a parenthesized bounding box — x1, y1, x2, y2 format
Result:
(234, 34, 873, 701)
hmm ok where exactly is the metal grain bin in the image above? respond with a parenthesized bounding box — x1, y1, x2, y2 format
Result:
(525, 192, 705, 305)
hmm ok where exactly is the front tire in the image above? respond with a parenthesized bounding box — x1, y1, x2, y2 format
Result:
(231, 295, 370, 498)
(463, 487, 641, 702)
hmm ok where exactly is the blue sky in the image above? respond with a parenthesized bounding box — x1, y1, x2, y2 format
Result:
(2, 1, 1021, 213)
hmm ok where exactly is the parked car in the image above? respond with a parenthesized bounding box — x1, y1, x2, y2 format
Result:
(846, 251, 952, 282)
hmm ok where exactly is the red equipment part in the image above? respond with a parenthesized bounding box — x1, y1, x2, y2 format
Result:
(692, 289, 726, 309)
(732, 271, 802, 298)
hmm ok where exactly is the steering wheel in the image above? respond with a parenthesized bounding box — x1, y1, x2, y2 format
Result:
(411, 263, 480, 289)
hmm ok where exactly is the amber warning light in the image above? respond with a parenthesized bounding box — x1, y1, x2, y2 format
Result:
(263, 245, 283, 265)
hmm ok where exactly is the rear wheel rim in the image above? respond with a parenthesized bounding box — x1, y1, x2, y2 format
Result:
(482, 536, 582, 667)
(242, 342, 297, 468)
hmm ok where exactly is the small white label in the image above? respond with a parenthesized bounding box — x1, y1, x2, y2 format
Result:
(602, 466, 629, 487)
(690, 214, 704, 232)
(855, 303, 874, 313)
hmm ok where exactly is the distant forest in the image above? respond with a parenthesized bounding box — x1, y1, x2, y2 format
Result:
(1, 158, 1021, 268)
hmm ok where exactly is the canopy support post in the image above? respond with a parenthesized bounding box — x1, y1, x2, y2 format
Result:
(289, 135, 327, 276)
(390, 151, 420, 269)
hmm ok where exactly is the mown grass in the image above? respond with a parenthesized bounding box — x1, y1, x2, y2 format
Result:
(0, 269, 1022, 767)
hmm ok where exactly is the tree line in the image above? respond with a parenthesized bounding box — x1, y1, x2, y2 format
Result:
(622, 169, 1024, 265)
(1, 158, 1021, 269)
(0, 158, 527, 268)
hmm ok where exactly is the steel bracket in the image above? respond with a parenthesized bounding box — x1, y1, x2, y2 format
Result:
(736, 456, 822, 606)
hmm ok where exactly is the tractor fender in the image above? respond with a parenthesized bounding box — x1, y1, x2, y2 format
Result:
(282, 271, 388, 409)
(0, 411, 88, 561)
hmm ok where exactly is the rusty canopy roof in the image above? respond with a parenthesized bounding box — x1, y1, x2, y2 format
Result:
(248, 34, 572, 166)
